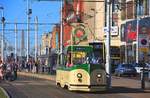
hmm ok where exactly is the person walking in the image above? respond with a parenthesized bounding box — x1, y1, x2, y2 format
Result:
(0, 60, 3, 81)
(13, 62, 18, 80)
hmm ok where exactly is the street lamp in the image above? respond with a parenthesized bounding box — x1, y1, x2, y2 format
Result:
(105, 0, 111, 89)
(60, 0, 63, 65)
(136, 0, 140, 64)
(0, 6, 5, 62)
(26, 0, 32, 62)
(35, 16, 38, 62)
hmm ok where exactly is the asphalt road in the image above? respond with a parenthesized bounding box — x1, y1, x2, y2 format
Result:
(0, 75, 149, 98)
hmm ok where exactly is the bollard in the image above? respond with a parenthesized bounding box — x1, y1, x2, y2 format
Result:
(42, 66, 44, 73)
(148, 70, 150, 82)
(48, 67, 51, 74)
(141, 71, 145, 89)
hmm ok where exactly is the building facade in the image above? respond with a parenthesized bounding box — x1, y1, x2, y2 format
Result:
(39, 32, 52, 65)
(57, 0, 150, 64)
(119, 0, 150, 63)
(41, 33, 52, 55)
(51, 25, 60, 52)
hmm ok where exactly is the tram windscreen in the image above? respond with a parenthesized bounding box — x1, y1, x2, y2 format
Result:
(72, 52, 87, 65)
(88, 42, 105, 65)
(88, 50, 103, 65)
(71, 50, 104, 65)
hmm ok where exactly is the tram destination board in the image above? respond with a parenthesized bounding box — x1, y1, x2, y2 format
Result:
(68, 46, 92, 52)
(89, 42, 103, 50)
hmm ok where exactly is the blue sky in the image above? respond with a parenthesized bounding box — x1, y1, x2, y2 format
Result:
(0, 0, 60, 51)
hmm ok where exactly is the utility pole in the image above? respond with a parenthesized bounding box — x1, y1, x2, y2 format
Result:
(15, 22, 18, 62)
(106, 0, 111, 89)
(136, 0, 139, 63)
(0, 6, 5, 62)
(27, 0, 32, 62)
(35, 16, 38, 62)
(60, 0, 63, 65)
(21, 30, 25, 61)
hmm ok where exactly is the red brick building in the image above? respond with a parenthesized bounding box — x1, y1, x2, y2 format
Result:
(51, 25, 60, 49)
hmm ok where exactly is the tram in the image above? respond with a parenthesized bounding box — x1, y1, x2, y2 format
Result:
(56, 42, 107, 92)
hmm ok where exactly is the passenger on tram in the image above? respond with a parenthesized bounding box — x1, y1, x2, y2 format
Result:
(66, 53, 73, 67)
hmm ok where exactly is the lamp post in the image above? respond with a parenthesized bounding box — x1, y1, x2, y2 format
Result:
(15, 22, 18, 62)
(60, 0, 63, 65)
(27, 0, 32, 62)
(35, 16, 38, 62)
(0, 6, 5, 62)
(106, 0, 111, 89)
(136, 0, 139, 64)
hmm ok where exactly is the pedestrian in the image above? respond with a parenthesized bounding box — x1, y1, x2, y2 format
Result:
(0, 60, 3, 81)
(2, 62, 7, 80)
(13, 63, 18, 80)
(35, 61, 39, 73)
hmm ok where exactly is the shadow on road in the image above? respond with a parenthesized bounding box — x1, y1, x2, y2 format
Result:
(107, 86, 150, 94)
(75, 86, 150, 94)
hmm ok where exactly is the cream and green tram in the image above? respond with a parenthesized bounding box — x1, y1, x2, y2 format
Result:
(56, 44, 107, 92)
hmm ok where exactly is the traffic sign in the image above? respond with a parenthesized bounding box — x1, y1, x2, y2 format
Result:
(139, 47, 149, 52)
(139, 34, 149, 47)
(141, 39, 147, 45)
(103, 26, 118, 36)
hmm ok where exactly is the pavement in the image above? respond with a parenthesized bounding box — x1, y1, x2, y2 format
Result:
(18, 72, 55, 81)
(110, 76, 150, 98)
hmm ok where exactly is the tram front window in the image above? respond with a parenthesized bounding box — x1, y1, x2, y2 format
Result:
(88, 52, 103, 65)
(72, 52, 87, 65)
(68, 51, 104, 66)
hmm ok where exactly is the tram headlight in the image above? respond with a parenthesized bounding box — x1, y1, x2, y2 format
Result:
(97, 73, 102, 78)
(77, 73, 82, 78)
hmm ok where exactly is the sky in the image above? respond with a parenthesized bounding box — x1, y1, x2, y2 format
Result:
(0, 0, 60, 52)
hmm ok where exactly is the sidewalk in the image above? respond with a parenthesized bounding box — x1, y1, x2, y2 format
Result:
(111, 77, 150, 98)
(18, 72, 55, 81)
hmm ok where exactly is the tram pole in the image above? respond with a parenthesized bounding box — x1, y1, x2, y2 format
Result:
(15, 22, 18, 62)
(27, 0, 32, 62)
(106, 0, 111, 89)
(60, 0, 63, 65)
(35, 16, 38, 62)
(136, 0, 139, 64)
(1, 6, 5, 62)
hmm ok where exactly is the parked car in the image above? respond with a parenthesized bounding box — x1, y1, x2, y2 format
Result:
(114, 63, 137, 77)
(132, 63, 149, 74)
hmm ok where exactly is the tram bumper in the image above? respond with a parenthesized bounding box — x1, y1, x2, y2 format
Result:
(69, 84, 107, 92)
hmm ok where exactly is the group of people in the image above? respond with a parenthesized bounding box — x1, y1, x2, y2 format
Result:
(0, 60, 18, 82)
(24, 61, 39, 73)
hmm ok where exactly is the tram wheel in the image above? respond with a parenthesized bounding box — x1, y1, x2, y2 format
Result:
(57, 83, 61, 87)
(64, 85, 68, 89)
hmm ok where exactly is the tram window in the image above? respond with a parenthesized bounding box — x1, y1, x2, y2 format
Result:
(88, 51, 103, 65)
(66, 53, 73, 67)
(72, 53, 83, 65)
(66, 52, 87, 66)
